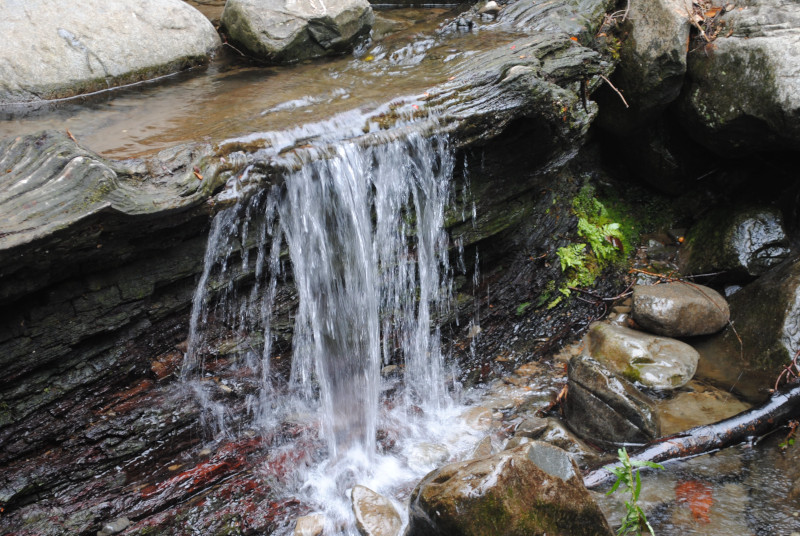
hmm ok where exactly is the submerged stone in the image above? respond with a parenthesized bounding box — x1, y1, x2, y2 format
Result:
(0, 0, 220, 104)
(565, 355, 660, 445)
(221, 0, 374, 64)
(584, 323, 699, 390)
(692, 257, 800, 401)
(631, 282, 729, 337)
(407, 442, 613, 536)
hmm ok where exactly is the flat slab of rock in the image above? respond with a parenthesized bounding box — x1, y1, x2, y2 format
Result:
(351, 485, 402, 536)
(584, 323, 699, 390)
(0, 0, 220, 104)
(566, 355, 660, 445)
(655, 380, 751, 436)
(408, 442, 613, 536)
(221, 0, 374, 64)
(632, 282, 729, 337)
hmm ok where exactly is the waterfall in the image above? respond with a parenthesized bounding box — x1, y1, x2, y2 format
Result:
(183, 132, 456, 459)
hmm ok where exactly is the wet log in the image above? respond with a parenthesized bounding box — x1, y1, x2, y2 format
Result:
(583, 382, 800, 489)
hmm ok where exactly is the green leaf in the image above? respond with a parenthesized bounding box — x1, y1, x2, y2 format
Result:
(631, 460, 664, 470)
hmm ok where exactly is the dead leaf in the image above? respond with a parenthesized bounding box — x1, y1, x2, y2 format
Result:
(676, 480, 713, 523)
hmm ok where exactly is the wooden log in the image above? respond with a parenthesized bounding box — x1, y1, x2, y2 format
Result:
(583, 382, 800, 489)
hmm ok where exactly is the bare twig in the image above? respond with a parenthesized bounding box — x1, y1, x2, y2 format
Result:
(224, 41, 248, 57)
(599, 75, 629, 108)
(685, 4, 711, 42)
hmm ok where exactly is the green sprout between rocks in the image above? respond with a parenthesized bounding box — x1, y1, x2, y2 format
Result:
(605, 448, 664, 536)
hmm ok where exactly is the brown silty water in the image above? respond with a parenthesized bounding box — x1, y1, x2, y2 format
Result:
(0, 8, 516, 160)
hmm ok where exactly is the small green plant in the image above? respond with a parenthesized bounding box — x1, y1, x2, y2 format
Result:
(548, 185, 627, 308)
(605, 448, 663, 536)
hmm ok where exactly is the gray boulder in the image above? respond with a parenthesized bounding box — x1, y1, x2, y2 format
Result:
(679, 206, 791, 281)
(632, 282, 729, 337)
(565, 355, 660, 445)
(221, 0, 374, 64)
(597, 0, 692, 134)
(0, 0, 220, 104)
(352, 485, 402, 536)
(679, 0, 800, 154)
(407, 442, 613, 536)
(584, 323, 699, 389)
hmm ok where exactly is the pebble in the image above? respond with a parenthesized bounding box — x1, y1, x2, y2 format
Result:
(97, 517, 130, 536)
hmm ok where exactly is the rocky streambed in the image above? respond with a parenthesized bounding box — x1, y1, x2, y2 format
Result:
(2, 0, 800, 535)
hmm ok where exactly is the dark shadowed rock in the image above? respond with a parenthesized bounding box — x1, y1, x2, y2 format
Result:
(692, 257, 800, 401)
(584, 323, 699, 389)
(632, 282, 729, 337)
(679, 206, 791, 281)
(407, 442, 613, 536)
(678, 0, 800, 154)
(221, 0, 374, 63)
(352, 485, 402, 536)
(566, 355, 660, 445)
(0, 0, 220, 104)
(596, 0, 691, 134)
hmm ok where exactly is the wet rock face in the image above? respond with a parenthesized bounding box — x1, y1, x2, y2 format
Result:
(565, 355, 660, 445)
(596, 0, 691, 134)
(0, 0, 220, 104)
(221, 0, 374, 64)
(680, 206, 791, 280)
(631, 282, 729, 337)
(584, 323, 699, 389)
(351, 485, 403, 536)
(407, 442, 613, 536)
(678, 0, 800, 154)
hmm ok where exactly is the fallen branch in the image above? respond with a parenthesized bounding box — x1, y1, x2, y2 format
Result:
(584, 382, 800, 489)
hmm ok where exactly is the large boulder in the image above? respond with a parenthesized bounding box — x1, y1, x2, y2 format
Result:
(584, 323, 699, 389)
(0, 0, 220, 104)
(679, 206, 791, 281)
(221, 0, 374, 64)
(565, 355, 660, 445)
(692, 257, 800, 401)
(596, 0, 692, 134)
(631, 282, 729, 337)
(407, 442, 613, 536)
(678, 0, 800, 154)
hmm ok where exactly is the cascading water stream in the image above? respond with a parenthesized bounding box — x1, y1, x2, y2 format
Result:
(181, 130, 477, 533)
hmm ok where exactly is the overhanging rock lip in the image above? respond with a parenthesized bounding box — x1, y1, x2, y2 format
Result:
(0, 0, 616, 255)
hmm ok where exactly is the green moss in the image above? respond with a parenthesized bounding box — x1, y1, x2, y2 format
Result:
(621, 364, 641, 383)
